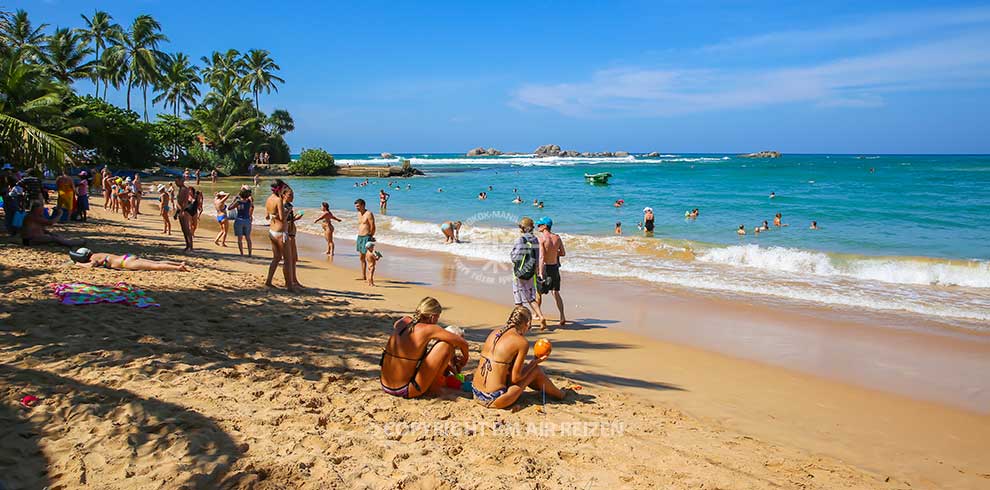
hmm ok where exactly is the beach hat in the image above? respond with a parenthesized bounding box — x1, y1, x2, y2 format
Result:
(535, 216, 553, 228)
(69, 247, 93, 263)
(216, 191, 229, 197)
(125, 176, 132, 182)
(643, 207, 653, 213)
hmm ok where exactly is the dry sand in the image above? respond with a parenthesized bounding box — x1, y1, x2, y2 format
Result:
(0, 194, 987, 489)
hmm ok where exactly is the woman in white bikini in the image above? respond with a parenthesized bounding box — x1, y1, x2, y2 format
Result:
(264, 180, 295, 291)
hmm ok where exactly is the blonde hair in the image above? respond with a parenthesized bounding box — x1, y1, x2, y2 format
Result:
(506, 306, 532, 331)
(411, 297, 442, 324)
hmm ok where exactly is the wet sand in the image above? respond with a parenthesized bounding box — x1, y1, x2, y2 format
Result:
(0, 193, 987, 489)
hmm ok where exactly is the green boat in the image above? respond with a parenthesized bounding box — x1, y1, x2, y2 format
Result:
(584, 172, 612, 184)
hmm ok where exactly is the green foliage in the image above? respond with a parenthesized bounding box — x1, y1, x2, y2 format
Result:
(149, 114, 196, 161)
(0, 9, 296, 174)
(288, 148, 336, 176)
(66, 94, 159, 167)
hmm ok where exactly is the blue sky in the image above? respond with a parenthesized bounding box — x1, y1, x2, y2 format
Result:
(12, 0, 990, 153)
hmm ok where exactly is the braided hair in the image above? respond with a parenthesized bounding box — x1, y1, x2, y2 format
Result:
(410, 297, 442, 325)
(505, 305, 532, 332)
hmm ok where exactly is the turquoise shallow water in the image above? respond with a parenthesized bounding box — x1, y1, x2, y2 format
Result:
(279, 153, 990, 325)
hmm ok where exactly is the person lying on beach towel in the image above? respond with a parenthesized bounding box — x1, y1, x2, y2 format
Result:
(472, 306, 565, 409)
(380, 297, 470, 399)
(69, 247, 189, 271)
(51, 282, 160, 308)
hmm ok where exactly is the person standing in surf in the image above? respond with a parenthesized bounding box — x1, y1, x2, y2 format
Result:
(379, 189, 390, 213)
(643, 207, 655, 234)
(355, 198, 376, 282)
(535, 216, 566, 329)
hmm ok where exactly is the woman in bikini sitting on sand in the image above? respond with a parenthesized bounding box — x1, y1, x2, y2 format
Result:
(472, 306, 565, 409)
(70, 247, 188, 271)
(380, 297, 470, 399)
(314, 201, 342, 255)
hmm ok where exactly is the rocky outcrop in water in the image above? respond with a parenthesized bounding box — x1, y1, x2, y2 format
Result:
(380, 152, 394, 159)
(534, 144, 631, 158)
(741, 151, 782, 158)
(645, 152, 661, 157)
(466, 147, 503, 156)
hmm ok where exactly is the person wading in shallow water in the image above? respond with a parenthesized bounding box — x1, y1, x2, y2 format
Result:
(355, 198, 376, 282)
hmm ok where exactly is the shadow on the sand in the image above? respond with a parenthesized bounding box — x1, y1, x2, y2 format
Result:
(0, 395, 51, 490)
(564, 371, 685, 392)
(0, 365, 236, 489)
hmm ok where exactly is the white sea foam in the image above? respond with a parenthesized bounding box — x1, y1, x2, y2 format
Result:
(291, 211, 990, 323)
(697, 244, 990, 288)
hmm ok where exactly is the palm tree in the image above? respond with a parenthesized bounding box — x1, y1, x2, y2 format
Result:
(0, 9, 49, 61)
(43, 27, 95, 84)
(99, 45, 127, 101)
(200, 49, 243, 87)
(240, 49, 283, 112)
(264, 109, 294, 136)
(154, 53, 201, 118)
(79, 11, 118, 98)
(112, 14, 167, 120)
(0, 56, 75, 169)
(154, 53, 201, 158)
(0, 113, 76, 169)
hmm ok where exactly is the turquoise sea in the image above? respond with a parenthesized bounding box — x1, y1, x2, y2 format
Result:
(280, 153, 990, 326)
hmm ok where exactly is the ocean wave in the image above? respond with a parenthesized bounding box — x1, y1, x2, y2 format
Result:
(697, 244, 990, 288)
(287, 211, 989, 323)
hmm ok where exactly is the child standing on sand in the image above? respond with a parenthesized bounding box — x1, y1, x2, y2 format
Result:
(364, 240, 381, 286)
(159, 186, 171, 235)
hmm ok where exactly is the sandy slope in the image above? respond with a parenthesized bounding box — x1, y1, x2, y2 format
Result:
(0, 198, 963, 489)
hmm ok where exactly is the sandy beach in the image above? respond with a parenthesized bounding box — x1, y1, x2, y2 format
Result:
(1, 193, 988, 489)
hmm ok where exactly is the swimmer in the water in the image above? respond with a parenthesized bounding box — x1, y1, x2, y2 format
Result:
(537, 201, 544, 209)
(761, 220, 770, 231)
(691, 208, 699, 218)
(614, 199, 624, 208)
(774, 213, 788, 227)
(532, 199, 539, 206)
(512, 196, 522, 204)
(737, 225, 746, 236)
(643, 207, 655, 233)
(438, 188, 443, 193)
(615, 222, 622, 235)
(810, 221, 818, 230)
(769, 192, 776, 199)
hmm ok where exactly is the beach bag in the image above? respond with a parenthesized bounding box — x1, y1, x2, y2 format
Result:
(226, 206, 238, 220)
(512, 235, 539, 280)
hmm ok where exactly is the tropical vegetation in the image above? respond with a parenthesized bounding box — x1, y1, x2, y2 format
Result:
(0, 7, 293, 174)
(288, 148, 336, 176)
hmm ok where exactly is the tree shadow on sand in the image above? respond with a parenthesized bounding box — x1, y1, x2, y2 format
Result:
(0, 394, 51, 490)
(0, 365, 238, 489)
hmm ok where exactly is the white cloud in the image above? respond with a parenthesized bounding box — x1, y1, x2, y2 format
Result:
(701, 6, 990, 53)
(513, 8, 990, 117)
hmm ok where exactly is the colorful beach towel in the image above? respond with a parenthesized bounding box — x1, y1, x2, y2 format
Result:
(51, 282, 160, 308)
